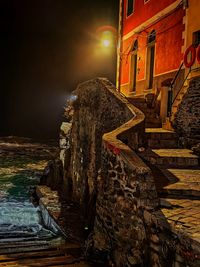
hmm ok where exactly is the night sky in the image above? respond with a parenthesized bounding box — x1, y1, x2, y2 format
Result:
(0, 0, 118, 139)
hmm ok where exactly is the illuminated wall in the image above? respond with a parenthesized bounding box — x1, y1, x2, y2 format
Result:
(185, 0, 200, 77)
(119, 0, 185, 96)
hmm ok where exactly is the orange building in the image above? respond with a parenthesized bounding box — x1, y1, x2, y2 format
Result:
(117, 0, 200, 125)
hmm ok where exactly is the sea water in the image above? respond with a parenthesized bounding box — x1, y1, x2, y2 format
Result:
(0, 150, 54, 241)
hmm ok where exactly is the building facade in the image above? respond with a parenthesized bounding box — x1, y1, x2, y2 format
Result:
(117, 0, 200, 123)
(184, 0, 200, 79)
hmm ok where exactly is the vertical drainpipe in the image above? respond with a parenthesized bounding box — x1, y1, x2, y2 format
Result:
(116, 0, 124, 91)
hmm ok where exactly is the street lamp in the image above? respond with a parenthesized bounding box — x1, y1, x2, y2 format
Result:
(100, 30, 114, 48)
(91, 25, 117, 83)
(102, 38, 111, 48)
(96, 26, 117, 50)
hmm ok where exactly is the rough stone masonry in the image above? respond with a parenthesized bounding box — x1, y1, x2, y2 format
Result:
(174, 76, 200, 147)
(59, 78, 200, 267)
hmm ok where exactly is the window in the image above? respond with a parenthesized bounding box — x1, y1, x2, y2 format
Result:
(130, 40, 138, 91)
(193, 30, 200, 47)
(147, 30, 156, 89)
(147, 30, 156, 45)
(127, 0, 134, 17)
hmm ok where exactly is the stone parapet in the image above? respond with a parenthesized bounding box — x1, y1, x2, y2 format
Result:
(68, 78, 143, 212)
(59, 78, 200, 266)
(91, 80, 162, 266)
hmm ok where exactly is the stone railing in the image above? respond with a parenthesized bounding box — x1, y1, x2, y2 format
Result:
(91, 79, 160, 266)
(100, 78, 146, 151)
(68, 78, 140, 207)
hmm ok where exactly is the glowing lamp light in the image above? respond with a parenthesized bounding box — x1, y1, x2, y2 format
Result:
(100, 30, 114, 49)
(95, 26, 117, 55)
(102, 39, 111, 47)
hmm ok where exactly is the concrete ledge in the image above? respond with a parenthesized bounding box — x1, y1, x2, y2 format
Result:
(100, 78, 148, 171)
(36, 185, 65, 237)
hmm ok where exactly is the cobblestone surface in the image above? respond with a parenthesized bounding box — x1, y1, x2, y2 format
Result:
(161, 198, 200, 244)
(160, 168, 200, 197)
(139, 131, 200, 263)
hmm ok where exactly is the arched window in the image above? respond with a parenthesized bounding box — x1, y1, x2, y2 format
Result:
(147, 30, 156, 89)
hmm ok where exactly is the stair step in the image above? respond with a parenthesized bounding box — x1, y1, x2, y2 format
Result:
(139, 149, 199, 167)
(0, 248, 67, 261)
(145, 128, 177, 148)
(145, 123, 162, 128)
(0, 255, 81, 267)
(158, 168, 200, 199)
(147, 139, 177, 148)
(145, 128, 176, 139)
(0, 238, 87, 266)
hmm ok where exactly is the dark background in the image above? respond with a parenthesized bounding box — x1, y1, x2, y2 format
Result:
(0, 0, 118, 139)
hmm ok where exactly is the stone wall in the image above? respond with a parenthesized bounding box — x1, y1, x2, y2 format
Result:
(64, 78, 167, 266)
(92, 142, 160, 266)
(89, 86, 162, 266)
(59, 78, 200, 266)
(66, 78, 145, 228)
(174, 76, 200, 147)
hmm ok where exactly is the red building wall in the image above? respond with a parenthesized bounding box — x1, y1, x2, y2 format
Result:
(123, 0, 177, 35)
(120, 0, 185, 93)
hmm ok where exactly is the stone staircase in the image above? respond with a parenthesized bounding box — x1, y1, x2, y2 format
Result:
(145, 128, 178, 148)
(137, 125, 200, 250)
(128, 97, 162, 128)
(0, 234, 89, 267)
(138, 127, 200, 245)
(139, 128, 200, 196)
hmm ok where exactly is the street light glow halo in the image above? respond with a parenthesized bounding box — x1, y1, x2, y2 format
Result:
(102, 39, 111, 47)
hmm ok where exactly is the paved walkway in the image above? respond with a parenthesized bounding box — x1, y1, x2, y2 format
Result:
(161, 198, 200, 244)
(139, 127, 200, 257)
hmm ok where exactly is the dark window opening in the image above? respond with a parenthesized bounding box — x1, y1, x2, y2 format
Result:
(147, 30, 156, 89)
(132, 39, 138, 51)
(149, 46, 155, 89)
(131, 40, 138, 91)
(127, 0, 134, 17)
(148, 30, 156, 45)
(133, 54, 138, 90)
(193, 30, 200, 47)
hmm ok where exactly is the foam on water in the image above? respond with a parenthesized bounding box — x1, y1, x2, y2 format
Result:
(0, 201, 41, 227)
(0, 151, 55, 239)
